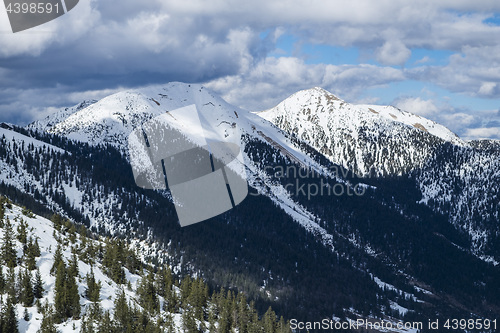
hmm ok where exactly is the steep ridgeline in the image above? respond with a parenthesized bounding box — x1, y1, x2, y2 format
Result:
(29, 100, 98, 133)
(0, 82, 498, 332)
(258, 87, 464, 177)
(28, 83, 252, 152)
(0, 197, 291, 333)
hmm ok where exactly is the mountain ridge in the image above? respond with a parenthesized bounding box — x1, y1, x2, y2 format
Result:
(258, 86, 465, 177)
(22, 82, 500, 262)
(0, 82, 498, 332)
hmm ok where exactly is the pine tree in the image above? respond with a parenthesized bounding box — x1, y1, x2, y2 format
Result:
(2, 218, 17, 268)
(68, 252, 79, 279)
(16, 218, 27, 245)
(25, 237, 37, 270)
(54, 261, 67, 322)
(66, 270, 81, 320)
(97, 311, 115, 333)
(68, 224, 77, 244)
(37, 303, 58, 333)
(80, 316, 96, 333)
(3, 297, 19, 333)
(156, 268, 173, 298)
(50, 243, 63, 275)
(163, 282, 179, 313)
(23, 308, 30, 321)
(21, 207, 34, 218)
(218, 290, 232, 333)
(164, 313, 176, 333)
(51, 214, 62, 232)
(207, 306, 217, 333)
(0, 196, 5, 221)
(84, 268, 101, 303)
(33, 238, 41, 257)
(25, 236, 41, 270)
(247, 301, 261, 333)
(0, 266, 5, 294)
(236, 292, 249, 333)
(102, 240, 125, 284)
(263, 307, 277, 333)
(113, 288, 130, 331)
(79, 239, 94, 266)
(180, 275, 192, 308)
(137, 272, 159, 314)
(53, 259, 80, 322)
(182, 308, 198, 333)
(33, 268, 44, 299)
(20, 269, 34, 307)
(187, 278, 208, 321)
(6, 267, 17, 300)
(277, 316, 291, 333)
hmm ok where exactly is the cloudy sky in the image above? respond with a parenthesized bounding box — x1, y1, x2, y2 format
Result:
(1, 0, 499, 140)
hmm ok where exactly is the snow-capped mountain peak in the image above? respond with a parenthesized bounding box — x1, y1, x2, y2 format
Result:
(28, 100, 97, 133)
(258, 87, 465, 176)
(32, 83, 247, 149)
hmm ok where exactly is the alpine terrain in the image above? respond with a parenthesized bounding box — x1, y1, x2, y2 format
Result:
(0, 82, 498, 332)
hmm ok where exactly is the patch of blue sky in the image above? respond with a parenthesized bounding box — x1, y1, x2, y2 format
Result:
(265, 32, 363, 65)
(406, 49, 454, 68)
(443, 91, 500, 113)
(362, 80, 426, 104)
(364, 81, 499, 112)
(266, 33, 297, 58)
(300, 44, 361, 65)
(483, 14, 500, 26)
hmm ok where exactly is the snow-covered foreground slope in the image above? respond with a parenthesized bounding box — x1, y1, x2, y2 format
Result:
(1, 203, 143, 333)
(1, 200, 434, 333)
(1, 200, 298, 333)
(258, 87, 465, 176)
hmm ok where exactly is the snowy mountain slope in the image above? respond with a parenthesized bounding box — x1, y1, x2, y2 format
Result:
(257, 86, 500, 263)
(22, 82, 500, 267)
(416, 141, 500, 261)
(24, 83, 352, 242)
(29, 83, 327, 175)
(3, 119, 404, 325)
(0, 127, 70, 215)
(0, 127, 141, 235)
(4, 83, 498, 329)
(0, 127, 65, 154)
(1, 200, 297, 333)
(1, 197, 435, 333)
(258, 87, 464, 176)
(1, 202, 144, 333)
(28, 100, 97, 133)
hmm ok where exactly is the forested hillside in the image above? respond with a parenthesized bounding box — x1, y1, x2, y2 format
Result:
(0, 196, 291, 333)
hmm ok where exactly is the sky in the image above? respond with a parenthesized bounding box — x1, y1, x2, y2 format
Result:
(0, 0, 499, 140)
